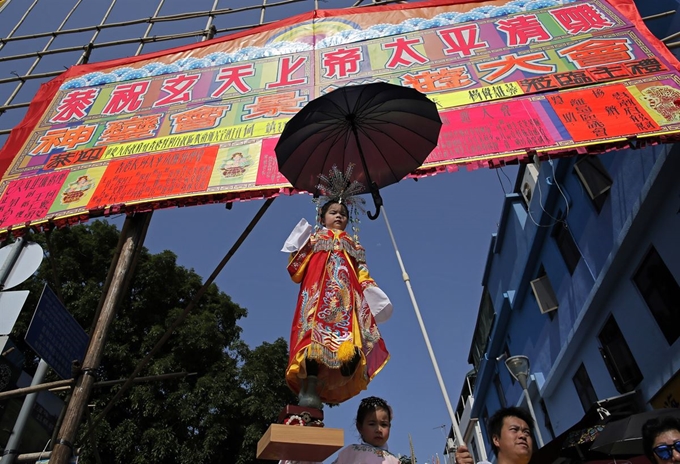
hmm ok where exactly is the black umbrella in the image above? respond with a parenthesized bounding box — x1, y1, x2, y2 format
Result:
(274, 82, 442, 219)
(590, 408, 680, 456)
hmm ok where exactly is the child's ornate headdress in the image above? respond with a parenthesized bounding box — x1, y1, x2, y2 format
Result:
(314, 164, 366, 241)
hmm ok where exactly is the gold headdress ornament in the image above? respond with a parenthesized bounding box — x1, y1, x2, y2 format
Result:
(314, 164, 366, 241)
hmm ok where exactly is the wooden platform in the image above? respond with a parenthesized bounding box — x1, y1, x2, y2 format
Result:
(256, 424, 344, 461)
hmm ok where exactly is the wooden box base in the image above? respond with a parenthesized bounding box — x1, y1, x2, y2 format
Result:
(256, 424, 344, 461)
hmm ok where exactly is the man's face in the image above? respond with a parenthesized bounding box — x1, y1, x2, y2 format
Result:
(492, 415, 533, 464)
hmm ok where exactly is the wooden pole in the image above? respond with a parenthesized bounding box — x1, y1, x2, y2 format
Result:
(50, 212, 152, 464)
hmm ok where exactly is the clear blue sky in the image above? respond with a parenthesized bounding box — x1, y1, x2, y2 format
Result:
(0, 0, 519, 461)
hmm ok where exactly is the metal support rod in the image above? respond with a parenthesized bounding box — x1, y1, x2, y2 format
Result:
(76, 0, 117, 65)
(3, 0, 83, 107)
(50, 212, 152, 464)
(1, 359, 50, 464)
(0, 370, 194, 400)
(641, 10, 675, 21)
(203, 0, 219, 41)
(380, 205, 464, 447)
(260, 0, 269, 25)
(16, 451, 51, 463)
(0, 237, 25, 290)
(662, 29, 680, 43)
(0, 0, 39, 54)
(135, 0, 166, 56)
(522, 387, 545, 447)
(0, 0, 11, 14)
(0, 378, 73, 401)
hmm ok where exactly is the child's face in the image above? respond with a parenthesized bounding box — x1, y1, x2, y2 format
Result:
(322, 203, 348, 231)
(358, 408, 391, 448)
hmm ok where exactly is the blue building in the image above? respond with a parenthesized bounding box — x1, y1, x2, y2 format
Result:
(451, 141, 680, 463)
(445, 0, 680, 461)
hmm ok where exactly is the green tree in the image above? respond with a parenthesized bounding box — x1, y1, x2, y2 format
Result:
(11, 220, 296, 463)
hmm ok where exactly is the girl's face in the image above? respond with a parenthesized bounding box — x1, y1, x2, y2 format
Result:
(358, 408, 391, 448)
(322, 203, 348, 231)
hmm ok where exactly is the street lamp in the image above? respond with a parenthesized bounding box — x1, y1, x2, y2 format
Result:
(504, 355, 545, 447)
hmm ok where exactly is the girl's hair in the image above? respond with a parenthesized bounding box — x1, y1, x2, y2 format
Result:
(356, 396, 392, 429)
(319, 200, 349, 222)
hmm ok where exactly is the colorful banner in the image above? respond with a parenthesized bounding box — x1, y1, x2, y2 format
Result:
(0, 0, 679, 234)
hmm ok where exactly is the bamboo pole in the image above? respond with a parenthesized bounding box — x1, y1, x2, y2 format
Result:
(50, 212, 152, 464)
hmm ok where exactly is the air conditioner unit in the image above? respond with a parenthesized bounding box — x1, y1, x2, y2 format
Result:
(521, 163, 539, 206)
(530, 274, 559, 314)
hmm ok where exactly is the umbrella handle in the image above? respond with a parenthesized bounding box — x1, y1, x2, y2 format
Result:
(366, 184, 383, 220)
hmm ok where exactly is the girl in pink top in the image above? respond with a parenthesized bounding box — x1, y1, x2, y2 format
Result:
(331, 396, 401, 464)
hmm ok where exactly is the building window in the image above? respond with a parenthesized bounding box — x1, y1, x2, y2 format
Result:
(633, 246, 680, 345)
(574, 155, 612, 213)
(598, 316, 643, 393)
(469, 289, 496, 370)
(573, 363, 598, 413)
(539, 399, 555, 440)
(530, 265, 559, 315)
(494, 373, 507, 408)
(552, 218, 581, 274)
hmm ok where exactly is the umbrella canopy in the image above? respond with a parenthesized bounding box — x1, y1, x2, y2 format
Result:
(275, 82, 442, 218)
(590, 408, 680, 456)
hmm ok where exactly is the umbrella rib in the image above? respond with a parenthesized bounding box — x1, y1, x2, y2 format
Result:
(359, 112, 439, 175)
(359, 110, 439, 147)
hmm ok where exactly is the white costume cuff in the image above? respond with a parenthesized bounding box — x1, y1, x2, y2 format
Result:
(364, 286, 393, 323)
(281, 218, 313, 253)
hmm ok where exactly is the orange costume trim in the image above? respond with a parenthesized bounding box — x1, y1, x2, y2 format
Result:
(286, 228, 389, 404)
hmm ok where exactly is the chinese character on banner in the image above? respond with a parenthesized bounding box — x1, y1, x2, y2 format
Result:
(155, 73, 201, 106)
(549, 3, 614, 34)
(102, 82, 150, 115)
(625, 58, 666, 76)
(97, 114, 161, 145)
(212, 64, 256, 97)
(477, 52, 555, 84)
(495, 14, 552, 46)
(557, 38, 634, 69)
(243, 91, 307, 120)
(553, 70, 594, 87)
(169, 105, 230, 133)
(44, 147, 105, 170)
(402, 66, 475, 93)
(436, 24, 489, 58)
(519, 75, 559, 93)
(322, 47, 363, 79)
(30, 126, 98, 155)
(266, 56, 308, 89)
(50, 89, 100, 123)
(383, 36, 428, 69)
(587, 64, 631, 82)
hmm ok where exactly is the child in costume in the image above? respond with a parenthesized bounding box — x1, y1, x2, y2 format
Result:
(280, 396, 401, 464)
(281, 165, 392, 408)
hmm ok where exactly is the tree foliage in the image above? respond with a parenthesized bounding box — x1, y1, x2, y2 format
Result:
(11, 220, 296, 463)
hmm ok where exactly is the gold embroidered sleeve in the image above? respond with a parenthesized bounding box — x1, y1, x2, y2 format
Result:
(287, 239, 313, 284)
